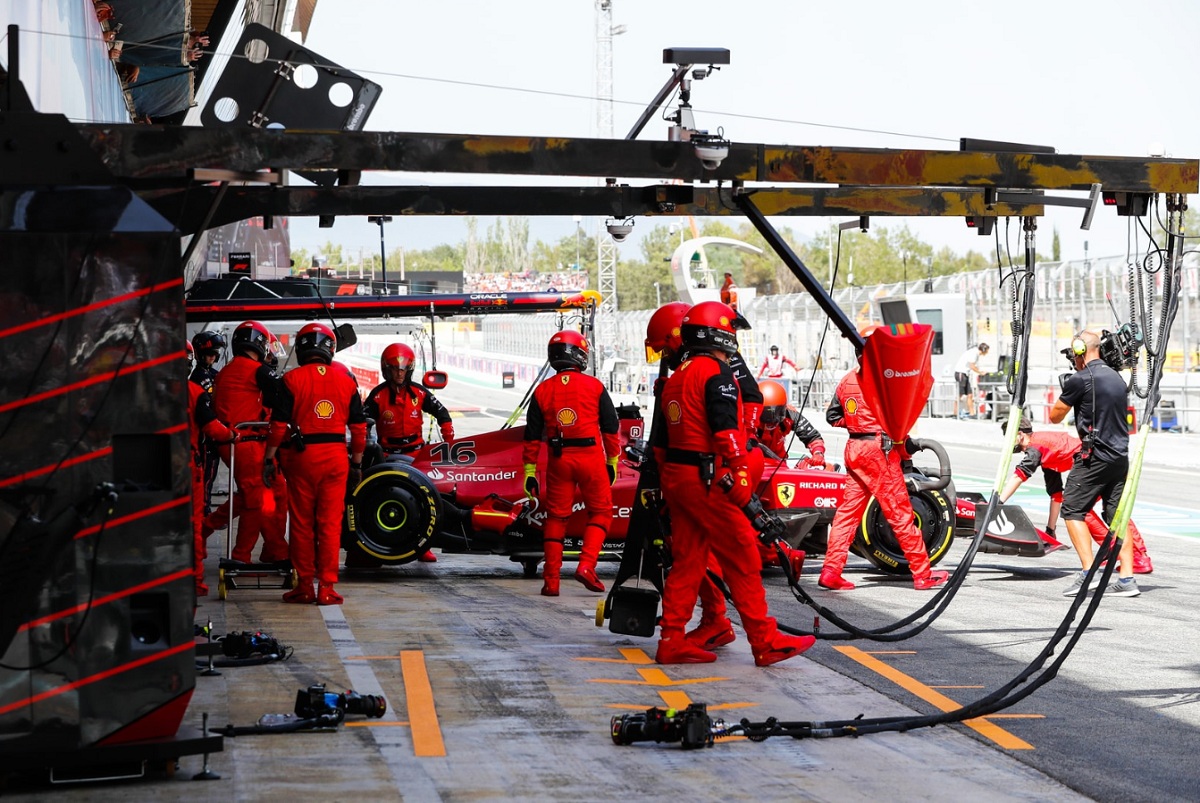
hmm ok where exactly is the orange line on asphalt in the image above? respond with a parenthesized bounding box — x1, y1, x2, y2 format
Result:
(657, 690, 692, 710)
(576, 648, 654, 664)
(929, 685, 986, 689)
(835, 646, 1034, 750)
(401, 650, 446, 757)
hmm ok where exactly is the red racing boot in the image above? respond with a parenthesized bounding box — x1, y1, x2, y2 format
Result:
(753, 633, 817, 667)
(913, 570, 950, 590)
(283, 582, 316, 604)
(818, 569, 855, 591)
(656, 630, 717, 664)
(686, 616, 736, 650)
(573, 564, 605, 593)
(316, 584, 343, 606)
(417, 549, 438, 563)
(541, 540, 562, 596)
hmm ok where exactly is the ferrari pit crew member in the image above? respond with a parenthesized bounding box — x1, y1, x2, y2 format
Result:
(264, 322, 367, 606)
(999, 418, 1152, 573)
(757, 379, 827, 468)
(204, 320, 289, 565)
(653, 300, 815, 666)
(643, 302, 736, 652)
(757, 344, 798, 381)
(186, 341, 237, 596)
(819, 353, 949, 592)
(729, 313, 765, 441)
(364, 342, 454, 562)
(522, 330, 620, 597)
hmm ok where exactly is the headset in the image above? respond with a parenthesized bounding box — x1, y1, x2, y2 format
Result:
(1071, 333, 1087, 357)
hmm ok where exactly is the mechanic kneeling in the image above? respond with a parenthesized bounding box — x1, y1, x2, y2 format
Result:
(652, 301, 815, 666)
(363, 342, 456, 562)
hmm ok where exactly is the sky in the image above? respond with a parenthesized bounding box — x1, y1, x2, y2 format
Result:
(287, 0, 1200, 267)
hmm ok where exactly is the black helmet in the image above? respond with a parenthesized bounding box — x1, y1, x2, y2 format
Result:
(192, 330, 227, 356)
(680, 301, 739, 357)
(295, 322, 336, 365)
(547, 330, 589, 371)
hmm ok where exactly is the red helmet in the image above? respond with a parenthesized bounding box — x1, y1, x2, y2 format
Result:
(680, 300, 738, 356)
(548, 330, 589, 371)
(185, 339, 195, 368)
(645, 302, 690, 363)
(381, 343, 416, 384)
(232, 320, 274, 361)
(759, 379, 788, 426)
(295, 322, 336, 365)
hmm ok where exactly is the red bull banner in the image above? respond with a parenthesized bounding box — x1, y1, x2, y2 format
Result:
(857, 323, 935, 441)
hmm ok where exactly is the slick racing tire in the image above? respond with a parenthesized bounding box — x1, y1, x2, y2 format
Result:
(853, 485, 954, 575)
(344, 462, 442, 565)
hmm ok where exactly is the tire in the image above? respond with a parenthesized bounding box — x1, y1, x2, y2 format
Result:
(853, 485, 954, 574)
(344, 462, 442, 565)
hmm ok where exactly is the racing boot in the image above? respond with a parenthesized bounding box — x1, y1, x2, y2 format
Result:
(753, 632, 817, 667)
(656, 630, 717, 664)
(195, 582, 209, 597)
(417, 548, 438, 563)
(541, 538, 563, 597)
(913, 569, 950, 590)
(818, 569, 855, 591)
(316, 584, 343, 606)
(573, 564, 605, 593)
(283, 580, 316, 604)
(1132, 548, 1154, 574)
(686, 616, 736, 650)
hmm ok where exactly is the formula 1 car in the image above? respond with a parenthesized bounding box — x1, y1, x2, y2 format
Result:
(342, 403, 966, 577)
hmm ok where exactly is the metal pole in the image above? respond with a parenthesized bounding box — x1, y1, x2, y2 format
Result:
(378, 221, 387, 291)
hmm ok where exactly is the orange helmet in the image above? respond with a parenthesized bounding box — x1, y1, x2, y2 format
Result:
(381, 343, 416, 384)
(295, 322, 336, 365)
(759, 379, 788, 426)
(548, 330, 589, 371)
(680, 300, 738, 356)
(645, 302, 690, 363)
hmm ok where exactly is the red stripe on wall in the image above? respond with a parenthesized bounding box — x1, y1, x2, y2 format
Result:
(0, 279, 184, 341)
(0, 351, 185, 416)
(18, 568, 193, 632)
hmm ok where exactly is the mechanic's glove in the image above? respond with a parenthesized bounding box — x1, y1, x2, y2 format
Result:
(903, 437, 920, 456)
(440, 421, 455, 441)
(348, 462, 363, 490)
(808, 448, 825, 467)
(606, 456, 618, 485)
(523, 463, 539, 500)
(262, 459, 276, 489)
(718, 466, 754, 509)
(1044, 525, 1056, 538)
(639, 487, 661, 508)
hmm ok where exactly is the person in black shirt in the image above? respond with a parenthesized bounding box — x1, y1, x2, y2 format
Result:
(1049, 330, 1138, 597)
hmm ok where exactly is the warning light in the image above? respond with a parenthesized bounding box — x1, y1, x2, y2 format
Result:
(1101, 192, 1151, 217)
(966, 216, 995, 236)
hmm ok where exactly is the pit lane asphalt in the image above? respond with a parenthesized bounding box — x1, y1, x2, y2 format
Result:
(9, 381, 1194, 800)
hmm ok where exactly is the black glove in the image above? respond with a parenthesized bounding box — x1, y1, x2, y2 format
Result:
(904, 437, 920, 455)
(1044, 524, 1056, 538)
(606, 459, 617, 485)
(262, 459, 276, 488)
(348, 463, 362, 489)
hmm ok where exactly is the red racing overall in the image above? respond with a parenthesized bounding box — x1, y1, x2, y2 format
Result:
(364, 381, 453, 455)
(522, 368, 619, 590)
(1016, 430, 1152, 572)
(208, 354, 287, 563)
(268, 362, 367, 589)
(823, 369, 935, 581)
(189, 380, 235, 594)
(655, 353, 784, 659)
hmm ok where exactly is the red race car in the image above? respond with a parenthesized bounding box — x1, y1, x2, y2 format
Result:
(343, 404, 969, 577)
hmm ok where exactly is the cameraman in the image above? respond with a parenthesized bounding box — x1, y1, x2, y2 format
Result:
(1049, 330, 1139, 597)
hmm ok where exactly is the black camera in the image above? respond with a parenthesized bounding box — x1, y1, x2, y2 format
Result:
(295, 683, 387, 722)
(611, 703, 717, 749)
(1060, 325, 1143, 372)
(220, 630, 288, 660)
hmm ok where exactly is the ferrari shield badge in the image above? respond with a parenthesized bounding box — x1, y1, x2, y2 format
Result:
(775, 482, 796, 507)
